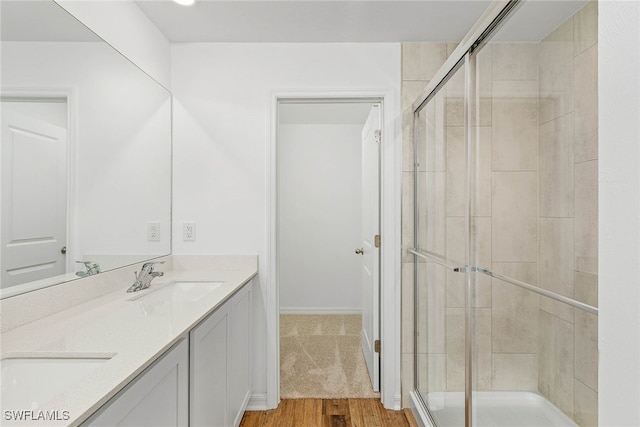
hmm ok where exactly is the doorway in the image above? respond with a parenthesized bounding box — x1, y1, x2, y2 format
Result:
(276, 98, 381, 400)
(1, 96, 70, 288)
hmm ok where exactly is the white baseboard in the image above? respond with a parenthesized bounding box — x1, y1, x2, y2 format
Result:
(279, 307, 362, 315)
(246, 393, 268, 411)
(393, 393, 402, 410)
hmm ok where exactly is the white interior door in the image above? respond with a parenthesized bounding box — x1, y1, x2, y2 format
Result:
(359, 104, 381, 392)
(1, 108, 68, 288)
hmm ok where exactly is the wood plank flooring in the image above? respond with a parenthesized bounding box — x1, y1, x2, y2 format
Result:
(240, 399, 418, 427)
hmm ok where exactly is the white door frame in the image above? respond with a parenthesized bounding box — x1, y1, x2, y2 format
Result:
(1, 88, 78, 274)
(267, 89, 401, 410)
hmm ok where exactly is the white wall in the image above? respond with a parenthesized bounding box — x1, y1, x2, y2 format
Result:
(55, 0, 171, 89)
(278, 123, 363, 313)
(171, 42, 401, 401)
(599, 1, 640, 425)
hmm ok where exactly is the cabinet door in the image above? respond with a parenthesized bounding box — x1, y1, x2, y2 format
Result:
(228, 284, 252, 427)
(190, 304, 229, 427)
(82, 339, 188, 427)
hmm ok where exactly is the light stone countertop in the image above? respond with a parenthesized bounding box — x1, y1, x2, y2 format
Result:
(0, 267, 257, 427)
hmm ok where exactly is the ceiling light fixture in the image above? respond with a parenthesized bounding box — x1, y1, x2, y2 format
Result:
(173, 0, 195, 6)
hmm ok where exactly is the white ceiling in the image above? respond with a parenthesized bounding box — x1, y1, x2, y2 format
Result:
(0, 1, 100, 42)
(0, 0, 590, 47)
(135, 0, 493, 43)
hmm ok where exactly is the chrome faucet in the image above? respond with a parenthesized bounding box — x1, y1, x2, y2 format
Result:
(127, 261, 165, 293)
(75, 260, 101, 277)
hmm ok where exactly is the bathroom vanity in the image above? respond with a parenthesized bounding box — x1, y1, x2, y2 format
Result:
(0, 256, 257, 427)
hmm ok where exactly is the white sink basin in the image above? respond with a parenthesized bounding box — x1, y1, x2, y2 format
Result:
(0, 357, 109, 411)
(130, 281, 224, 303)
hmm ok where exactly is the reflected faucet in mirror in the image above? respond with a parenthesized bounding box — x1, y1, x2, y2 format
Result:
(75, 261, 101, 277)
(127, 261, 164, 293)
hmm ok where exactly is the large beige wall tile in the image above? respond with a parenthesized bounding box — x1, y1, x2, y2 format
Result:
(539, 18, 574, 124)
(471, 217, 492, 308)
(539, 114, 575, 217)
(539, 310, 575, 418)
(492, 263, 538, 353)
(416, 353, 447, 397)
(538, 218, 575, 323)
(402, 108, 415, 173)
(473, 308, 492, 390)
(574, 271, 598, 307)
(492, 172, 537, 262)
(421, 263, 446, 354)
(574, 160, 598, 275)
(574, 0, 598, 56)
(420, 172, 445, 256)
(492, 43, 538, 81)
(415, 172, 428, 250)
(421, 97, 446, 173)
(444, 217, 490, 308)
(574, 379, 598, 427)
(471, 127, 492, 217)
(445, 217, 465, 308)
(403, 80, 429, 111)
(475, 44, 493, 126)
(492, 82, 538, 171)
(445, 69, 466, 127)
(446, 308, 465, 391)
(402, 171, 414, 262)
(574, 309, 598, 391)
(426, 354, 447, 394)
(402, 80, 429, 172)
(445, 126, 466, 217)
(492, 353, 538, 390)
(574, 44, 598, 163)
(402, 353, 414, 407)
(402, 43, 448, 81)
(402, 262, 414, 355)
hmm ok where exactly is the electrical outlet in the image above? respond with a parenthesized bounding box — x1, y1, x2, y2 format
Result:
(147, 222, 160, 241)
(183, 222, 196, 241)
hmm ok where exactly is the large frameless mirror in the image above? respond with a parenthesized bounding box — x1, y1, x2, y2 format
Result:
(1, 0, 172, 298)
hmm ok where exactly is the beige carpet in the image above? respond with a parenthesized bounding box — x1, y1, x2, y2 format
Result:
(280, 314, 380, 399)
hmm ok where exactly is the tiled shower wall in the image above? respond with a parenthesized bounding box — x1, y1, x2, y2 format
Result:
(401, 2, 598, 425)
(537, 1, 598, 424)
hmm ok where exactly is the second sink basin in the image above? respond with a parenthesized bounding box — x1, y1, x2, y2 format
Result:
(130, 281, 224, 303)
(1, 357, 109, 411)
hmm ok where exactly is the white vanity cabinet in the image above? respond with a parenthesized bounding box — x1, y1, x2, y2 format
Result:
(81, 279, 253, 427)
(82, 339, 189, 427)
(190, 281, 252, 427)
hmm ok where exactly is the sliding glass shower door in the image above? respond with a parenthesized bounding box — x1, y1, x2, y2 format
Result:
(413, 59, 469, 427)
(411, 1, 599, 426)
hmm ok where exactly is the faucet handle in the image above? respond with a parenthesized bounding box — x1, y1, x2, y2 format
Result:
(142, 261, 165, 268)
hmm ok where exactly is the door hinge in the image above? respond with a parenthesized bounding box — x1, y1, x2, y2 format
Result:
(374, 339, 381, 353)
(374, 234, 381, 248)
(374, 129, 382, 144)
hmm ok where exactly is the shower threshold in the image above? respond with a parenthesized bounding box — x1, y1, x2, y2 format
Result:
(423, 391, 579, 427)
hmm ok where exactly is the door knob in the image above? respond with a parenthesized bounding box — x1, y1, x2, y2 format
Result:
(61, 246, 67, 254)
(355, 248, 364, 255)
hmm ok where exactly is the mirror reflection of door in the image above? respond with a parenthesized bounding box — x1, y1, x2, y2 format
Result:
(1, 99, 68, 288)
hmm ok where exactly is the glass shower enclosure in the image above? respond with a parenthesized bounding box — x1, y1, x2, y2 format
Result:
(411, 1, 599, 426)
